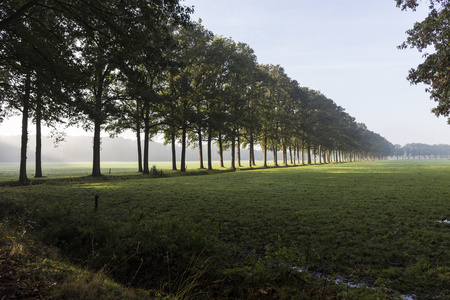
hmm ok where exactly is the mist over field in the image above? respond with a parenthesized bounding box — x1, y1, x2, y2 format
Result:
(0, 135, 249, 163)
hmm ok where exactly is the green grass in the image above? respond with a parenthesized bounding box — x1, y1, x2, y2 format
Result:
(0, 162, 155, 181)
(0, 160, 267, 181)
(1, 160, 449, 299)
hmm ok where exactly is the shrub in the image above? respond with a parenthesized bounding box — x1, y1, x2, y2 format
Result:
(150, 165, 164, 177)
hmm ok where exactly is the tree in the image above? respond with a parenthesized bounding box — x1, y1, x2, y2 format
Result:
(69, 0, 191, 177)
(263, 65, 297, 167)
(2, 2, 396, 175)
(0, 1, 41, 29)
(199, 35, 236, 170)
(168, 21, 213, 172)
(199, 37, 222, 170)
(120, 59, 171, 175)
(397, 0, 450, 121)
(1, 1, 79, 184)
(220, 42, 258, 170)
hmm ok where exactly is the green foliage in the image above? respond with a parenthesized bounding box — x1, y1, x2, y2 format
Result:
(398, 0, 450, 121)
(2, 1, 396, 182)
(150, 165, 164, 177)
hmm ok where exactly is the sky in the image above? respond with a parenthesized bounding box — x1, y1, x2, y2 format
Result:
(178, 0, 449, 146)
(0, 0, 449, 146)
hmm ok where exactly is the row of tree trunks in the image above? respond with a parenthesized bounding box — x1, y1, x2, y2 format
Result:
(132, 121, 375, 173)
(134, 130, 373, 176)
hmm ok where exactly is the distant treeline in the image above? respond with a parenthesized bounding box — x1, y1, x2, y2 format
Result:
(393, 143, 450, 159)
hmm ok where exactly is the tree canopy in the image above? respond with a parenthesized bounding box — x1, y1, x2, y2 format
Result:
(0, 2, 395, 183)
(397, 0, 450, 122)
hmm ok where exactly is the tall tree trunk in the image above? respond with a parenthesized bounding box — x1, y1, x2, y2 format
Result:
(289, 146, 293, 165)
(314, 146, 317, 164)
(318, 145, 322, 164)
(207, 128, 212, 170)
(249, 133, 254, 167)
(171, 131, 177, 171)
(252, 146, 256, 166)
(35, 119, 42, 177)
(282, 140, 287, 166)
(143, 131, 149, 174)
(143, 106, 150, 175)
(263, 135, 267, 167)
(301, 144, 305, 165)
(92, 119, 102, 177)
(273, 145, 278, 166)
(19, 73, 31, 184)
(236, 135, 242, 167)
(136, 123, 143, 173)
(218, 131, 224, 168)
(294, 143, 297, 164)
(307, 144, 312, 165)
(92, 66, 108, 178)
(35, 91, 43, 178)
(181, 126, 187, 172)
(136, 99, 143, 173)
(284, 141, 288, 166)
(301, 136, 306, 165)
(198, 129, 204, 169)
(249, 145, 252, 167)
(230, 129, 236, 170)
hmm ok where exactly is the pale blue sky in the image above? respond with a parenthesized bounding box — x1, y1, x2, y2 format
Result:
(180, 0, 450, 145)
(0, 1, 448, 146)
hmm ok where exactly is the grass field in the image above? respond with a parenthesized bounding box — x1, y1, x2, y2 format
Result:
(0, 160, 267, 181)
(0, 160, 449, 299)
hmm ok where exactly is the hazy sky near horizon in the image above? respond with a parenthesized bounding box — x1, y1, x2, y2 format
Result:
(0, 0, 449, 146)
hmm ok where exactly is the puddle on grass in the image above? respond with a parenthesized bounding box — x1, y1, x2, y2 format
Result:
(291, 266, 416, 300)
(292, 266, 368, 289)
(283, 219, 448, 299)
(400, 295, 416, 300)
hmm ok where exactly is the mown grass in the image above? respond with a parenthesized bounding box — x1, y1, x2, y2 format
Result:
(1, 160, 449, 299)
(0, 160, 254, 181)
